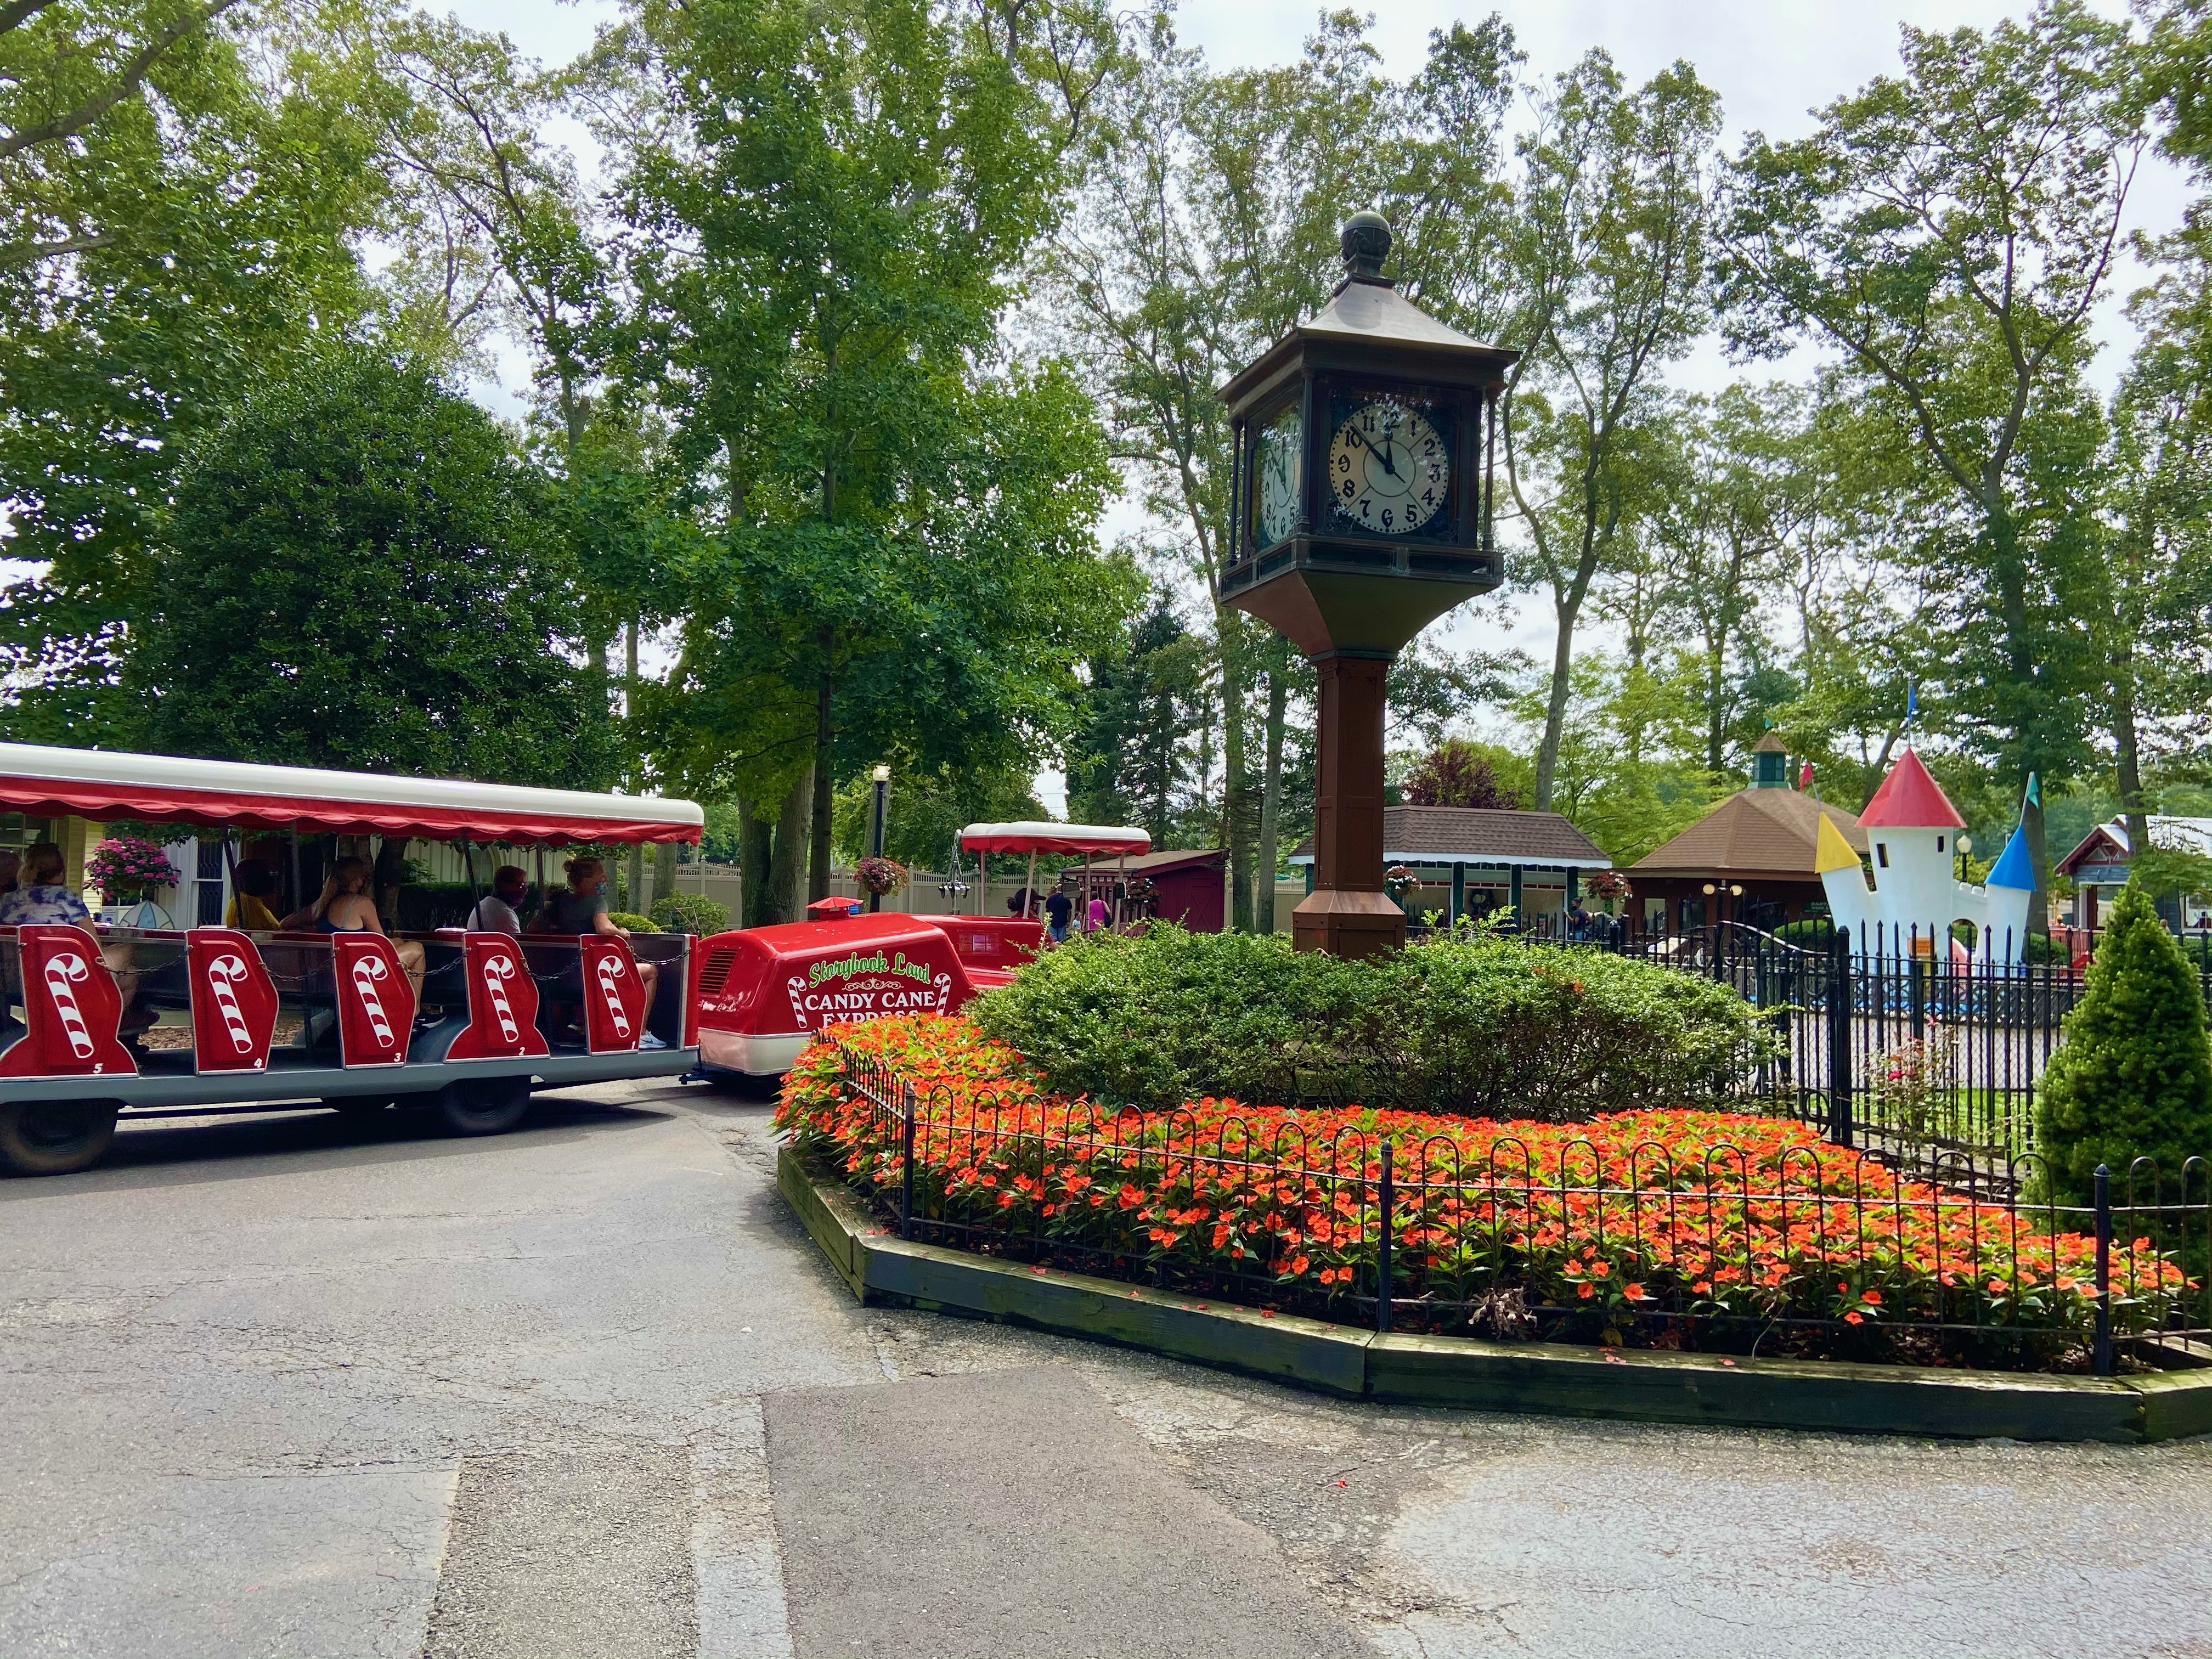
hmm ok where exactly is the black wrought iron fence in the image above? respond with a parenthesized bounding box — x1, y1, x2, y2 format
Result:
(1502, 917, 2212, 1184)
(809, 1036, 2211, 1376)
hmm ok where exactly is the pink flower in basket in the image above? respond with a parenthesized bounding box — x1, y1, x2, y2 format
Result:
(85, 836, 181, 895)
(855, 856, 908, 898)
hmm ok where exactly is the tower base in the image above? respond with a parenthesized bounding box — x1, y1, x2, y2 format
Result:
(1291, 888, 1406, 958)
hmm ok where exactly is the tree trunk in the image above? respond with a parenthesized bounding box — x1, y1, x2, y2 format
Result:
(808, 676, 834, 902)
(1255, 635, 1289, 935)
(738, 794, 772, 929)
(1534, 605, 1578, 810)
(764, 767, 812, 926)
(2114, 670, 2151, 866)
(371, 836, 410, 929)
(1218, 610, 1252, 932)
(654, 839, 679, 924)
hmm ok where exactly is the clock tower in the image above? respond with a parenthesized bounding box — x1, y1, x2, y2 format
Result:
(1221, 212, 1520, 957)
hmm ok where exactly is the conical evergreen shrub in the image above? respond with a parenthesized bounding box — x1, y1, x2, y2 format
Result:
(2034, 882, 2212, 1205)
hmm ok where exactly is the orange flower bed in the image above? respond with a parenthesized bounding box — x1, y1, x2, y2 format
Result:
(777, 1015, 2193, 1353)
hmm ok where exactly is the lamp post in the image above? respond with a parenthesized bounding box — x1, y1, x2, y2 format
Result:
(1955, 833, 1973, 884)
(867, 764, 890, 913)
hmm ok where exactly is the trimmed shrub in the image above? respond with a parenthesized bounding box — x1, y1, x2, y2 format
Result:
(2034, 882, 2212, 1204)
(972, 924, 1771, 1120)
(607, 910, 656, 932)
(397, 882, 477, 930)
(1771, 917, 1835, 947)
(650, 891, 731, 935)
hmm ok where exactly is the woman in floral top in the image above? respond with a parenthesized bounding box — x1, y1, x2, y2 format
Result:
(0, 842, 90, 926)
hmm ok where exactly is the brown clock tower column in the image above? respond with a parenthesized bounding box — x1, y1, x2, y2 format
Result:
(1217, 214, 1519, 958)
(1296, 653, 1404, 955)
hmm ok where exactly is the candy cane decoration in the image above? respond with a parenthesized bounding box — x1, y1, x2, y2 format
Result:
(42, 952, 96, 1059)
(481, 951, 521, 1042)
(594, 953, 633, 1040)
(349, 953, 398, 1052)
(206, 952, 256, 1055)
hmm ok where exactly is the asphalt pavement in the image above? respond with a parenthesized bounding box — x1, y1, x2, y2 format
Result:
(1, 1080, 2207, 1658)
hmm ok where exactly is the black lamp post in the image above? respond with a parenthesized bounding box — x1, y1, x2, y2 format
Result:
(867, 764, 890, 913)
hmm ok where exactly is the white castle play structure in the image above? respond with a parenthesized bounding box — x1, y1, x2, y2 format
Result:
(1813, 747, 2035, 962)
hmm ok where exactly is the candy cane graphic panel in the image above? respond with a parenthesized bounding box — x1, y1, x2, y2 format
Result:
(580, 936, 646, 1054)
(333, 934, 417, 1068)
(447, 932, 550, 1060)
(0, 926, 137, 1079)
(185, 929, 279, 1075)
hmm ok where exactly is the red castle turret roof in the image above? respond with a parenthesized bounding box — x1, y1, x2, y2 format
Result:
(1856, 747, 1967, 830)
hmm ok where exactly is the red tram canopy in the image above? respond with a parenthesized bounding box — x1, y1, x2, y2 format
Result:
(0, 742, 703, 845)
(956, 821, 1150, 856)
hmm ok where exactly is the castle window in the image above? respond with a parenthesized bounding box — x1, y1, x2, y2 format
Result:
(1937, 836, 1945, 852)
(1876, 843, 1889, 868)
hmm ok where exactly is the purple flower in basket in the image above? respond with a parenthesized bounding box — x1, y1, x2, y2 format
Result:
(85, 835, 182, 896)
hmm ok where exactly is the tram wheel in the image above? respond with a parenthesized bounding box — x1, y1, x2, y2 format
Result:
(434, 1075, 532, 1137)
(0, 1099, 120, 1177)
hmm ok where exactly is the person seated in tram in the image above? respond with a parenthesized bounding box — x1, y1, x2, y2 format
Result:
(224, 860, 286, 932)
(283, 855, 426, 1000)
(528, 854, 662, 1047)
(1, 840, 151, 1032)
(0, 848, 19, 905)
(466, 866, 530, 936)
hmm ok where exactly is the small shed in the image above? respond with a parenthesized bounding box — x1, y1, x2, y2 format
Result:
(1289, 806, 1609, 925)
(2057, 816, 2212, 931)
(1066, 847, 1227, 933)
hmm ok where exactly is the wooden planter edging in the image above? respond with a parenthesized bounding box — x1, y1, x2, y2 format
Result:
(777, 1147, 2212, 1443)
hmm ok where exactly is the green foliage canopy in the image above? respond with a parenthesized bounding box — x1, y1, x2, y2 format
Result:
(132, 347, 619, 788)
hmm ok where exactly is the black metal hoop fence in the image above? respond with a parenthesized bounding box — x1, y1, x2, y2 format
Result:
(802, 1036, 2211, 1377)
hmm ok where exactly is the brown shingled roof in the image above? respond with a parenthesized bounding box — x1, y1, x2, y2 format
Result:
(1291, 806, 1610, 867)
(1629, 789, 1866, 879)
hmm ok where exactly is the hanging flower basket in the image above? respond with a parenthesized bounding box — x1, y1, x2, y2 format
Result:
(1584, 868, 1632, 902)
(855, 856, 909, 898)
(86, 835, 180, 900)
(1384, 864, 1421, 901)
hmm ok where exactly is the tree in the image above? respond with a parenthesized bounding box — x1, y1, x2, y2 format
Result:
(1402, 740, 1527, 809)
(2033, 881, 2212, 1205)
(1640, 385, 1813, 772)
(1066, 594, 1209, 843)
(1723, 0, 2143, 933)
(2106, 242, 2212, 857)
(1047, 10, 1523, 927)
(1499, 51, 1720, 811)
(132, 346, 619, 791)
(0, 0, 388, 742)
(618, 0, 1124, 921)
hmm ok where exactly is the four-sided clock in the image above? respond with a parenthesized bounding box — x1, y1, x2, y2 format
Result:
(1219, 214, 1518, 661)
(1217, 212, 1522, 959)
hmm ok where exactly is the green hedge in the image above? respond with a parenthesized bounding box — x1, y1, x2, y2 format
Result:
(650, 891, 730, 935)
(972, 925, 1773, 1120)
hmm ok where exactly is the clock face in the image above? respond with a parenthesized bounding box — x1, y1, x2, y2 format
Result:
(1329, 400, 1449, 537)
(1256, 409, 1301, 547)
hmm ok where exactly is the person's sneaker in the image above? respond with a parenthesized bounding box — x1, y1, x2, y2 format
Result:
(637, 1031, 667, 1051)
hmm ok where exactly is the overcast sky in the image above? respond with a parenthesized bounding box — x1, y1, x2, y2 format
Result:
(447, 1, 2189, 811)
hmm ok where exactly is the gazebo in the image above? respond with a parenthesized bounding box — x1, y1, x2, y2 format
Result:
(1628, 736, 1866, 933)
(1289, 805, 1610, 927)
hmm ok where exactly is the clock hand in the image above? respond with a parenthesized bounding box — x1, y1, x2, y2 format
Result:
(1352, 425, 1403, 481)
